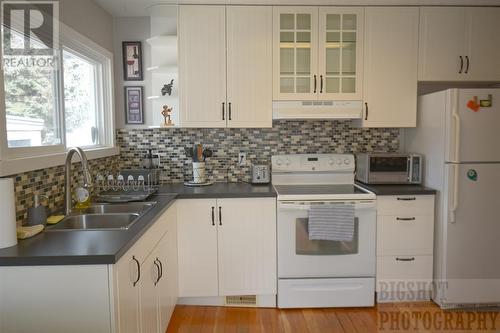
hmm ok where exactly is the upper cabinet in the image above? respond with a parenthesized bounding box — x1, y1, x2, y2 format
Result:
(179, 5, 272, 128)
(359, 7, 419, 128)
(419, 7, 500, 82)
(273, 7, 364, 101)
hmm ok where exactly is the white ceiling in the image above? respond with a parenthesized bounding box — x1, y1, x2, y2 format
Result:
(94, 0, 500, 17)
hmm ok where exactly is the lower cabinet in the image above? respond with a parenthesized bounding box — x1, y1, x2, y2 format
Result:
(376, 195, 435, 302)
(177, 198, 276, 301)
(0, 203, 178, 333)
(114, 203, 178, 333)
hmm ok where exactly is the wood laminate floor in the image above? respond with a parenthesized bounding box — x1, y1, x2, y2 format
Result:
(166, 302, 500, 333)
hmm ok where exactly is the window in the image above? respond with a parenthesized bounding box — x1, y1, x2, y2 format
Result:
(1, 22, 115, 172)
(4, 29, 62, 148)
(63, 48, 101, 148)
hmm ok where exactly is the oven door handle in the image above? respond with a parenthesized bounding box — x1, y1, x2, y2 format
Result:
(279, 201, 376, 210)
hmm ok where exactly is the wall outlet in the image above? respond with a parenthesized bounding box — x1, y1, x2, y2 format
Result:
(238, 152, 247, 166)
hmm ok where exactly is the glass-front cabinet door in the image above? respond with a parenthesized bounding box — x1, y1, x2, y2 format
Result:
(273, 7, 318, 100)
(318, 8, 364, 100)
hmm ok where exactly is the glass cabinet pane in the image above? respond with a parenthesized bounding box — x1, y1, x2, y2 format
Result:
(323, 11, 358, 95)
(280, 14, 294, 29)
(278, 12, 313, 95)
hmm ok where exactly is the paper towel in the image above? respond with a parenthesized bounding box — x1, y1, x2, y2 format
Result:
(0, 178, 17, 249)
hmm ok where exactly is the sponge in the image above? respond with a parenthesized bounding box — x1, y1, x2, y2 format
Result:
(17, 225, 44, 239)
(47, 215, 65, 225)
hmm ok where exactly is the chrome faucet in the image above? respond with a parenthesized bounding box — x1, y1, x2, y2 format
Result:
(64, 147, 93, 215)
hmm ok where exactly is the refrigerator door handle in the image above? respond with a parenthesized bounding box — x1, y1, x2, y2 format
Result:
(450, 164, 459, 223)
(452, 107, 461, 162)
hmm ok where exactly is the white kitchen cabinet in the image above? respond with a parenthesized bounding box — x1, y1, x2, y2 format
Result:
(217, 198, 276, 296)
(179, 5, 272, 128)
(226, 6, 273, 128)
(114, 203, 178, 333)
(114, 251, 141, 333)
(177, 198, 277, 301)
(273, 6, 363, 101)
(464, 8, 500, 81)
(359, 7, 419, 128)
(376, 195, 435, 303)
(419, 7, 500, 82)
(177, 199, 219, 297)
(139, 250, 161, 333)
(179, 6, 227, 127)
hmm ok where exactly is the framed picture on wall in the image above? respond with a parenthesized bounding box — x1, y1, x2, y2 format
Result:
(124, 86, 144, 124)
(122, 41, 143, 81)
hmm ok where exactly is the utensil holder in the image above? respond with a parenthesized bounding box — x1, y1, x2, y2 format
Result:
(192, 162, 206, 183)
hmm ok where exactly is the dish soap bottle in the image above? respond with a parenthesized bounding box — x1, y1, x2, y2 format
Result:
(26, 194, 48, 226)
(74, 184, 91, 209)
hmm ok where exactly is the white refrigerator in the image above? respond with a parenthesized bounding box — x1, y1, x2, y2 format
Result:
(406, 88, 500, 309)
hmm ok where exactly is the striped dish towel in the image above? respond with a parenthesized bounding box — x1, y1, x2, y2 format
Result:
(308, 204, 355, 242)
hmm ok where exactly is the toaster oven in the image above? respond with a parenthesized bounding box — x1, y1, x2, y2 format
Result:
(355, 153, 423, 184)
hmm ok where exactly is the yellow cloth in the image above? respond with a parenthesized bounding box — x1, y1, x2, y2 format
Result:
(47, 215, 65, 225)
(17, 225, 44, 239)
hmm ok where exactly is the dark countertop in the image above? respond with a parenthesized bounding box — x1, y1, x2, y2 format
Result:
(356, 182, 437, 196)
(159, 182, 276, 198)
(0, 182, 276, 267)
(0, 194, 177, 266)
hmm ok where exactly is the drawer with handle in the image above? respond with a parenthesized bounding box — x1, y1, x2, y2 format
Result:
(377, 215, 434, 256)
(377, 195, 434, 216)
(376, 255, 433, 282)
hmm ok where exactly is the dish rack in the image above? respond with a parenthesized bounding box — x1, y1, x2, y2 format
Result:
(95, 169, 160, 203)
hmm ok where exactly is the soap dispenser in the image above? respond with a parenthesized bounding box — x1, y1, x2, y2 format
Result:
(26, 194, 48, 226)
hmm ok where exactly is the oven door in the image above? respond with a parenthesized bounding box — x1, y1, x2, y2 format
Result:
(278, 200, 376, 278)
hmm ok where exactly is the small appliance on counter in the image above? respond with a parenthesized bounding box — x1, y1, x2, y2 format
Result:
(251, 164, 270, 184)
(355, 153, 422, 185)
(184, 144, 214, 187)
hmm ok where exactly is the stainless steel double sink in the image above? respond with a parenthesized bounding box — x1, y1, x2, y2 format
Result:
(48, 202, 157, 231)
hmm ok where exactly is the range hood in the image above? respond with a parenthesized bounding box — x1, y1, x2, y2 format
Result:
(272, 100, 363, 120)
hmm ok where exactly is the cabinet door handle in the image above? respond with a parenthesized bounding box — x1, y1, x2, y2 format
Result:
(396, 257, 415, 262)
(465, 56, 469, 74)
(211, 206, 215, 226)
(132, 256, 140, 287)
(397, 197, 416, 201)
(396, 217, 416, 221)
(459, 56, 463, 74)
(364, 102, 369, 121)
(228, 102, 232, 120)
(156, 258, 163, 281)
(320, 75, 323, 93)
(222, 102, 225, 120)
(153, 260, 161, 286)
(313, 75, 317, 93)
(218, 206, 222, 226)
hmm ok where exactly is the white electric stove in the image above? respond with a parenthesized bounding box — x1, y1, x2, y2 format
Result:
(272, 154, 376, 308)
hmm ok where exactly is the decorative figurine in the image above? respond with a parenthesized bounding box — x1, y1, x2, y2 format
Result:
(161, 79, 174, 96)
(161, 105, 174, 127)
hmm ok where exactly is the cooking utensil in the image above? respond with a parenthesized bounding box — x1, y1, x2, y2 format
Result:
(202, 148, 213, 161)
(197, 144, 203, 162)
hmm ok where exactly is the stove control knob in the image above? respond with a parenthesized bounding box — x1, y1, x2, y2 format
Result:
(344, 158, 351, 165)
(275, 158, 283, 166)
(285, 159, 291, 166)
(329, 159, 335, 165)
(336, 159, 343, 165)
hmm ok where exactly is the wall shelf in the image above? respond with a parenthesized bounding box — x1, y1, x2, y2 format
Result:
(146, 35, 177, 48)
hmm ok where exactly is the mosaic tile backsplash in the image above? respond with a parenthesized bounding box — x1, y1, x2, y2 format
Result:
(8, 120, 399, 224)
(116, 120, 400, 183)
(12, 156, 119, 225)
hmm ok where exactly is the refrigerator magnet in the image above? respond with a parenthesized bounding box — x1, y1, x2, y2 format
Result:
(467, 169, 478, 181)
(467, 96, 480, 112)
